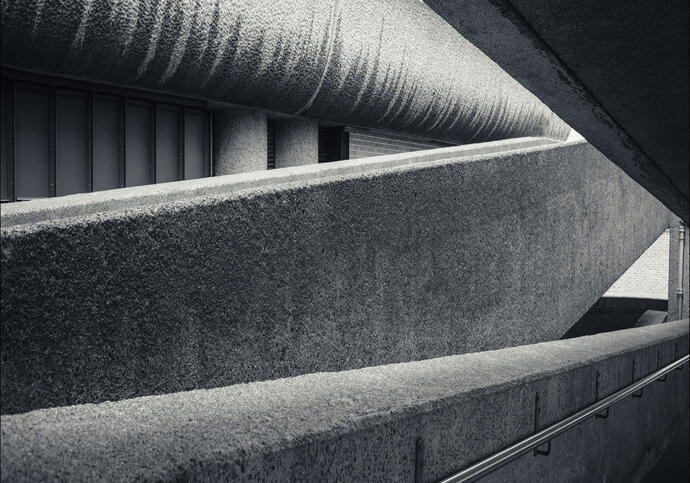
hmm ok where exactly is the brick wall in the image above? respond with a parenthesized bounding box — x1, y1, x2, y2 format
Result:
(348, 129, 452, 159)
(604, 229, 669, 299)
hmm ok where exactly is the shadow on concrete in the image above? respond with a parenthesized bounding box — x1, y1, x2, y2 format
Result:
(561, 297, 667, 339)
(640, 424, 690, 483)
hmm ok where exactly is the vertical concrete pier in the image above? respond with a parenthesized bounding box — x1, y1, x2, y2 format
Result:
(274, 118, 319, 168)
(214, 109, 267, 175)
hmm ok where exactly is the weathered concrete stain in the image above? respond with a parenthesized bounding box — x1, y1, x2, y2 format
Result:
(0, 0, 570, 143)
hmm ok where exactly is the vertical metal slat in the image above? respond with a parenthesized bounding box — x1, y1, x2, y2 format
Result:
(151, 101, 157, 184)
(86, 90, 94, 192)
(120, 97, 126, 188)
(8, 79, 16, 202)
(178, 106, 185, 180)
(49, 86, 56, 196)
(203, 110, 211, 178)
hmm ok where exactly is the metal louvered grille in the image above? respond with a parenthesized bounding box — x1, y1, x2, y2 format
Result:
(318, 126, 327, 163)
(266, 119, 275, 169)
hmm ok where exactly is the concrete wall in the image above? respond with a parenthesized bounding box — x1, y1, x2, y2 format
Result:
(274, 118, 318, 168)
(424, 0, 688, 222)
(0, 137, 556, 227)
(1, 321, 687, 482)
(0, 141, 670, 414)
(214, 109, 267, 175)
(668, 217, 690, 321)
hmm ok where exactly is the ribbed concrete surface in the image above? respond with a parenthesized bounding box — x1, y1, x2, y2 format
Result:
(0, 141, 671, 414)
(0, 0, 569, 144)
(1, 321, 687, 482)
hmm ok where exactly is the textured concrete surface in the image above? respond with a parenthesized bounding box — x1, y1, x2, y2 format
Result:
(0, 0, 569, 145)
(0, 136, 556, 228)
(214, 108, 267, 175)
(668, 217, 689, 321)
(274, 118, 318, 168)
(0, 141, 671, 414)
(1, 321, 687, 482)
(425, 0, 689, 222)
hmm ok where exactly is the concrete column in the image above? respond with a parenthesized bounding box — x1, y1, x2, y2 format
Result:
(668, 216, 689, 321)
(274, 118, 318, 168)
(214, 109, 267, 175)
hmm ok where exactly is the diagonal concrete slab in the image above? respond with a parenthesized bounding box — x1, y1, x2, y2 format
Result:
(425, 0, 689, 222)
(1, 321, 687, 482)
(0, 141, 670, 414)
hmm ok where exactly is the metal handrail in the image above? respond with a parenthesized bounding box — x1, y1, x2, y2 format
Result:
(439, 354, 689, 483)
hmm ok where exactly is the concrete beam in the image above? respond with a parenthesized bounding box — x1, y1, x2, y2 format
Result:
(274, 118, 319, 168)
(0, 0, 569, 144)
(214, 109, 267, 175)
(1, 321, 687, 482)
(424, 0, 689, 221)
(0, 141, 670, 414)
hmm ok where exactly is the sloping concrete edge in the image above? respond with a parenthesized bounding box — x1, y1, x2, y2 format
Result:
(0, 136, 558, 228)
(1, 320, 688, 482)
(423, 0, 688, 222)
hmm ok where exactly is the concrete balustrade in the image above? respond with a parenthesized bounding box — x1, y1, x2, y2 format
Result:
(1, 321, 687, 482)
(0, 140, 671, 414)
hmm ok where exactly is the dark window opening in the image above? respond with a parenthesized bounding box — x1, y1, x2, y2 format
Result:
(0, 70, 212, 202)
(318, 126, 349, 163)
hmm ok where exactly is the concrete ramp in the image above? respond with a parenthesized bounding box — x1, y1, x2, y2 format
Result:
(0, 140, 670, 414)
(1, 321, 687, 482)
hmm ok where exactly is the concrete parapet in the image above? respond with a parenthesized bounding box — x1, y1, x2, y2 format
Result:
(274, 118, 319, 168)
(0, 137, 556, 228)
(214, 109, 267, 175)
(1, 321, 687, 482)
(0, 141, 671, 414)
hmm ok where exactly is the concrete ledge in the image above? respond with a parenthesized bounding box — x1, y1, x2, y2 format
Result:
(0, 141, 670, 414)
(0, 136, 556, 227)
(1, 321, 687, 482)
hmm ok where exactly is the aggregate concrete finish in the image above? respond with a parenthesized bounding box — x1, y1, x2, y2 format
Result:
(1, 321, 688, 482)
(425, 0, 689, 222)
(0, 136, 557, 228)
(274, 118, 319, 169)
(0, 0, 569, 145)
(214, 108, 267, 175)
(0, 141, 671, 414)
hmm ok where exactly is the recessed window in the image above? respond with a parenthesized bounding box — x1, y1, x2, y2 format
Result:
(0, 73, 212, 202)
